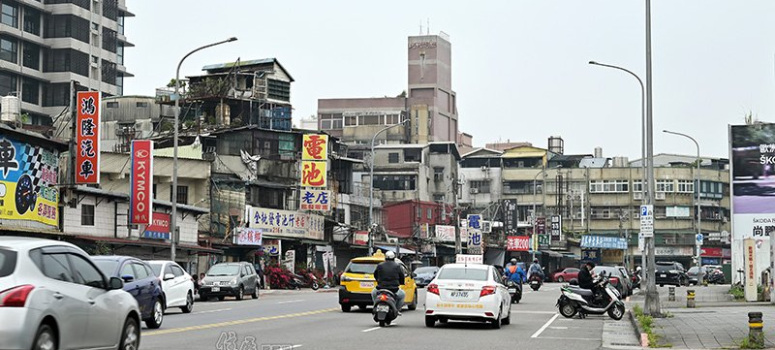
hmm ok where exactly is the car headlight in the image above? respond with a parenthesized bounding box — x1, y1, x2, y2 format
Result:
(229, 278, 238, 285)
(341, 275, 353, 282)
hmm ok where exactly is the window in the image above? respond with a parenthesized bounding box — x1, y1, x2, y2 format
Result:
(589, 180, 629, 193)
(503, 181, 540, 194)
(267, 79, 290, 101)
(433, 167, 444, 182)
(677, 180, 694, 193)
(373, 175, 416, 191)
(120, 263, 134, 278)
(433, 194, 445, 202)
(0, 36, 17, 63)
(163, 264, 173, 277)
(388, 152, 399, 163)
(427, 208, 432, 220)
(0, 72, 16, 96)
(2, 2, 18, 28)
(41, 253, 74, 282)
(136, 101, 149, 108)
(69, 254, 105, 288)
(21, 78, 38, 104)
(404, 148, 421, 162)
(45, 15, 90, 43)
(81, 204, 95, 226)
(175, 185, 189, 205)
(106, 101, 118, 108)
(633, 180, 643, 193)
(102, 27, 116, 53)
(242, 265, 250, 276)
(116, 43, 123, 65)
(117, 14, 124, 34)
(23, 6, 39, 35)
(171, 265, 185, 277)
(131, 263, 149, 280)
(22, 42, 39, 70)
(470, 180, 491, 193)
(656, 179, 674, 193)
(416, 206, 421, 219)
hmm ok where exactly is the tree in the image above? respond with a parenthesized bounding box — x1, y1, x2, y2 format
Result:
(167, 78, 187, 90)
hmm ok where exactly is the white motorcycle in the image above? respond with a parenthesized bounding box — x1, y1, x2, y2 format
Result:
(555, 272, 625, 320)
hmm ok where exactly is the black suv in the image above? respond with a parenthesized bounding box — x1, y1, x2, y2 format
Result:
(655, 261, 688, 287)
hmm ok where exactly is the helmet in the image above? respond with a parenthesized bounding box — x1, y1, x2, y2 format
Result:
(533, 259, 539, 263)
(385, 251, 396, 260)
(510, 258, 517, 264)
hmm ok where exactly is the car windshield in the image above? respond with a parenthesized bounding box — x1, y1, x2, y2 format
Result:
(208, 264, 241, 276)
(149, 263, 163, 277)
(688, 267, 700, 274)
(415, 267, 437, 274)
(93, 260, 119, 276)
(436, 267, 489, 281)
(346, 262, 378, 274)
(0, 248, 17, 278)
(656, 264, 675, 272)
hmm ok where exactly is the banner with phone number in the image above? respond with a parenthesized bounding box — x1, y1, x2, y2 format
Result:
(0, 136, 59, 227)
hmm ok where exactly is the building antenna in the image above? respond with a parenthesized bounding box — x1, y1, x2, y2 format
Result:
(419, 21, 423, 35)
(427, 18, 430, 35)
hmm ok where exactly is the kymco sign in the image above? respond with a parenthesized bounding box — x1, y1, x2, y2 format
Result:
(130, 140, 153, 225)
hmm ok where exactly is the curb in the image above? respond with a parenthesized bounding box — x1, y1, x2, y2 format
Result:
(316, 288, 339, 293)
(628, 309, 649, 348)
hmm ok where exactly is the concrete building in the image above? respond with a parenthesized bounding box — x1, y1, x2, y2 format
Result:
(459, 148, 503, 212)
(0, 0, 133, 126)
(100, 95, 175, 152)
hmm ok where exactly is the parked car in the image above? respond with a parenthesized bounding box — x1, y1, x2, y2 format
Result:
(413, 266, 439, 287)
(93, 256, 165, 329)
(615, 266, 633, 296)
(424, 263, 511, 329)
(655, 261, 688, 287)
(592, 266, 631, 297)
(148, 260, 195, 313)
(687, 266, 709, 285)
(0, 237, 141, 350)
(199, 262, 259, 301)
(552, 267, 580, 283)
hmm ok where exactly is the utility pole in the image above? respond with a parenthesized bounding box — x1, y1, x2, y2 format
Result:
(644, 0, 661, 316)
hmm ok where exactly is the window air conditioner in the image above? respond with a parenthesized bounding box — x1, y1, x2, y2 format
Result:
(655, 192, 666, 200)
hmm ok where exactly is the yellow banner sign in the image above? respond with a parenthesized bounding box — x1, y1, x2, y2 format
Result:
(302, 134, 328, 161)
(301, 161, 327, 188)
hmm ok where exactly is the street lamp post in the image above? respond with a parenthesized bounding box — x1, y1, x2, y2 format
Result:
(171, 37, 237, 262)
(663, 130, 701, 267)
(588, 60, 647, 289)
(368, 119, 409, 254)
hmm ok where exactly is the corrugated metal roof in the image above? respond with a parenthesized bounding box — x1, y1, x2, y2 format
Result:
(501, 151, 546, 159)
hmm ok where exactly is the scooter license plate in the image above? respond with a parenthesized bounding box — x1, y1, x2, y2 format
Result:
(376, 304, 390, 312)
(212, 286, 220, 292)
(508, 288, 517, 292)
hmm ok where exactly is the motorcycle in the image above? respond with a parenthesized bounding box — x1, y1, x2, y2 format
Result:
(372, 289, 398, 327)
(708, 269, 725, 284)
(631, 271, 641, 289)
(290, 272, 320, 290)
(556, 272, 626, 320)
(506, 280, 522, 303)
(529, 274, 543, 291)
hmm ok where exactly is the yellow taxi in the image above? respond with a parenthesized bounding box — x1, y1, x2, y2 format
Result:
(338, 251, 418, 312)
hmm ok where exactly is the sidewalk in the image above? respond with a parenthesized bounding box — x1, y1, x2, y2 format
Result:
(629, 285, 775, 349)
(195, 287, 338, 301)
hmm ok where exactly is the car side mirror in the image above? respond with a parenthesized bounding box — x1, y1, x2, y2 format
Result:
(109, 277, 124, 290)
(164, 273, 175, 281)
(121, 274, 134, 283)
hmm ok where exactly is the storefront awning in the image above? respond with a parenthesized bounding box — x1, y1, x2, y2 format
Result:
(74, 235, 222, 254)
(540, 250, 564, 258)
(377, 245, 417, 255)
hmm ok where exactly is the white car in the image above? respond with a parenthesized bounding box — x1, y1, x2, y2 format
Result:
(0, 237, 141, 350)
(147, 260, 195, 313)
(424, 263, 511, 329)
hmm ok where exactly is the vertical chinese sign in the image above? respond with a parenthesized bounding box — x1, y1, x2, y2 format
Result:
(75, 91, 100, 184)
(130, 140, 153, 225)
(301, 134, 328, 188)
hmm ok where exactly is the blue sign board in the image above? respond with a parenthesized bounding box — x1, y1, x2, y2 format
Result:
(581, 249, 602, 263)
(580, 235, 628, 250)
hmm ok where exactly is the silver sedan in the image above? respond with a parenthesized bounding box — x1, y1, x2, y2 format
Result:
(0, 237, 141, 350)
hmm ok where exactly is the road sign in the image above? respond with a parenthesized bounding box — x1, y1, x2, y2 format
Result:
(640, 204, 654, 238)
(638, 232, 645, 252)
(696, 233, 704, 246)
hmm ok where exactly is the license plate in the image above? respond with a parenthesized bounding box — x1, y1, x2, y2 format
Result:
(450, 291, 469, 298)
(376, 304, 389, 312)
(531, 281, 539, 285)
(660, 274, 667, 278)
(508, 288, 517, 292)
(212, 286, 220, 292)
(360, 282, 374, 289)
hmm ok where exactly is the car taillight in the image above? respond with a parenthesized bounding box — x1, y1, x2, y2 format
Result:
(427, 283, 439, 295)
(610, 277, 619, 285)
(0, 285, 34, 307)
(480, 285, 496, 297)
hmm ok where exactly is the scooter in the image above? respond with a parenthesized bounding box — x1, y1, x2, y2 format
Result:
(290, 272, 320, 290)
(529, 274, 543, 291)
(372, 289, 398, 327)
(506, 280, 522, 303)
(556, 272, 626, 320)
(708, 269, 725, 284)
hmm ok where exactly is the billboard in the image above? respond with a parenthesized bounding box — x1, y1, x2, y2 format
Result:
(435, 225, 455, 242)
(301, 161, 327, 187)
(129, 140, 153, 225)
(302, 134, 328, 161)
(506, 236, 530, 251)
(75, 91, 100, 184)
(502, 199, 518, 234)
(300, 189, 331, 211)
(0, 136, 59, 227)
(234, 227, 263, 246)
(245, 206, 325, 241)
(143, 212, 170, 240)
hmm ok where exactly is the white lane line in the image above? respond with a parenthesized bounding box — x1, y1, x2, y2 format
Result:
(193, 308, 232, 314)
(277, 300, 305, 304)
(531, 313, 560, 338)
(362, 327, 382, 333)
(290, 345, 303, 349)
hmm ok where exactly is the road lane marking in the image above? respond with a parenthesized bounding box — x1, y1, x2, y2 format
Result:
(277, 300, 305, 304)
(531, 313, 560, 338)
(362, 327, 382, 333)
(193, 308, 232, 315)
(143, 308, 338, 336)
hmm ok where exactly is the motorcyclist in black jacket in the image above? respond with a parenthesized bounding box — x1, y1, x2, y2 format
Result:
(372, 251, 406, 314)
(578, 262, 596, 290)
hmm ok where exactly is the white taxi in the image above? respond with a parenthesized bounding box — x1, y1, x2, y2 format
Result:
(424, 263, 511, 329)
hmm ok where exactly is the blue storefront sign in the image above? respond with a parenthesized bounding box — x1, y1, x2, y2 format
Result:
(581, 249, 601, 263)
(580, 235, 628, 250)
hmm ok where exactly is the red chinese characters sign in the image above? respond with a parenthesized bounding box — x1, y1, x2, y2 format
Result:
(700, 247, 722, 257)
(130, 140, 153, 225)
(75, 91, 100, 184)
(143, 212, 170, 240)
(507, 236, 530, 251)
(301, 161, 327, 188)
(302, 134, 328, 160)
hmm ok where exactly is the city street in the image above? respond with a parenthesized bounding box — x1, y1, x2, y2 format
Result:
(140, 284, 641, 350)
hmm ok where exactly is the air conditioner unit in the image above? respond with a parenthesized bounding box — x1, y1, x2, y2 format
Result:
(633, 192, 644, 200)
(469, 188, 479, 194)
(655, 192, 666, 200)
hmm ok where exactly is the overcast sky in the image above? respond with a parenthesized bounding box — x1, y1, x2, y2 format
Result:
(124, 1, 775, 159)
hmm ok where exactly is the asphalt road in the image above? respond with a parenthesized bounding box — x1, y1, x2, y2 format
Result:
(139, 284, 638, 350)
